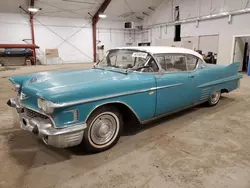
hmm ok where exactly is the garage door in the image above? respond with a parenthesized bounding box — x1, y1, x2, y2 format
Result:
(199, 35, 219, 54)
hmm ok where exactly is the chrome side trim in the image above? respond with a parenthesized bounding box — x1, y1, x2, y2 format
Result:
(156, 83, 183, 90)
(51, 87, 156, 108)
(85, 101, 142, 123)
(141, 100, 208, 124)
(51, 83, 183, 108)
(197, 75, 242, 88)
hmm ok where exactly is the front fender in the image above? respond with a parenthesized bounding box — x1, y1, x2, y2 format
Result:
(52, 91, 157, 128)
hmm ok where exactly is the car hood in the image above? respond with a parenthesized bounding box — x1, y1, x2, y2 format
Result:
(17, 68, 155, 109)
(22, 68, 125, 92)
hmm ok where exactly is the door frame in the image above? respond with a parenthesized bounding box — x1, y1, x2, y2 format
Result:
(230, 34, 250, 65)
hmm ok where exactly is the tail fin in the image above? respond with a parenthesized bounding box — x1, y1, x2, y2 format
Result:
(227, 62, 241, 75)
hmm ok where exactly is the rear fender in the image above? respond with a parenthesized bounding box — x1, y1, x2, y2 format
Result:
(227, 62, 241, 75)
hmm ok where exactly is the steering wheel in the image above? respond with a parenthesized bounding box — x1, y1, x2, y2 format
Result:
(136, 65, 154, 72)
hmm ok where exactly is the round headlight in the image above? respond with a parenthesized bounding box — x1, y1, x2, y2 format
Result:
(38, 98, 54, 114)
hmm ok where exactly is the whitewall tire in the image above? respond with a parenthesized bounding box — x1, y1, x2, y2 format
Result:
(207, 90, 221, 107)
(82, 106, 123, 153)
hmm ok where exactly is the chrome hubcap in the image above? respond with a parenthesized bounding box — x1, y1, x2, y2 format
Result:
(211, 91, 220, 104)
(90, 113, 118, 146)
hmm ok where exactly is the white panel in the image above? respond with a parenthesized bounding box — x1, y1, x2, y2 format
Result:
(98, 31, 111, 53)
(177, 0, 198, 19)
(199, 0, 211, 16)
(182, 36, 199, 50)
(67, 28, 93, 62)
(198, 35, 219, 54)
(224, 0, 242, 12)
(0, 13, 30, 43)
(154, 38, 174, 46)
(242, 0, 250, 8)
(211, 0, 224, 13)
(142, 30, 149, 42)
(144, 0, 172, 26)
(0, 24, 30, 43)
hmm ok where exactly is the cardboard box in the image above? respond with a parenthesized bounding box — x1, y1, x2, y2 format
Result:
(45, 49, 59, 58)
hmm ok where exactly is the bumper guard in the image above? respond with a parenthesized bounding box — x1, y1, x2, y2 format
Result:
(7, 97, 87, 148)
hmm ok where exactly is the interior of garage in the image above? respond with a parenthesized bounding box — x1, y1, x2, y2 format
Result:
(1, 0, 250, 188)
(0, 0, 250, 67)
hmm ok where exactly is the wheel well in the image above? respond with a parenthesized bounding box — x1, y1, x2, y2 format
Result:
(88, 103, 141, 124)
(221, 89, 229, 93)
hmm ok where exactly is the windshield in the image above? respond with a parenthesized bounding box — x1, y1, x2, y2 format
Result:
(97, 49, 159, 72)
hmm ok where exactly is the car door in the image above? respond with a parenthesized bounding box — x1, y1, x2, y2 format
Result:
(184, 54, 203, 104)
(154, 53, 195, 116)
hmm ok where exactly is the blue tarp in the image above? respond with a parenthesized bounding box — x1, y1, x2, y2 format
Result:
(3, 48, 32, 56)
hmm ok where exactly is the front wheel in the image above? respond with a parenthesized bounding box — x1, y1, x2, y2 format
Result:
(82, 106, 123, 153)
(207, 90, 221, 107)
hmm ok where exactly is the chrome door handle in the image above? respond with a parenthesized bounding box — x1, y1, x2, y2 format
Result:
(188, 75, 195, 78)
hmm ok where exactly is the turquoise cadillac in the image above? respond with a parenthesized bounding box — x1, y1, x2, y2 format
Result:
(7, 47, 242, 152)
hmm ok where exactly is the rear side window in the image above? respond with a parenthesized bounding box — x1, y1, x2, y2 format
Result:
(186, 55, 198, 71)
(155, 54, 187, 72)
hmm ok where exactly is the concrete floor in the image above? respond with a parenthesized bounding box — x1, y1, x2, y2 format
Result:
(1, 64, 250, 188)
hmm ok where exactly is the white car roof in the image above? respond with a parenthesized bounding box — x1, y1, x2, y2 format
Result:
(115, 46, 203, 59)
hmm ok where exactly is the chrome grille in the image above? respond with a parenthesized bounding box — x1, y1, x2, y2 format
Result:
(24, 108, 49, 120)
(73, 110, 79, 121)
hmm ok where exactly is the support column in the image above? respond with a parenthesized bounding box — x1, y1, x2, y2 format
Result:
(92, 0, 112, 62)
(30, 13, 37, 65)
(93, 20, 97, 62)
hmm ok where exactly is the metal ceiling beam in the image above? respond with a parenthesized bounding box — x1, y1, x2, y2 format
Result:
(92, 0, 112, 62)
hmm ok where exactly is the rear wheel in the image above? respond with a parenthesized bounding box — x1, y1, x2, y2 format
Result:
(82, 106, 123, 153)
(207, 90, 221, 107)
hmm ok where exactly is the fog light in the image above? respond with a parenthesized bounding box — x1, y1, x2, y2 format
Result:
(22, 118, 27, 126)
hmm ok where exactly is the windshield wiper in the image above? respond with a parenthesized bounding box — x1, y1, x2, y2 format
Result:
(105, 69, 128, 75)
(93, 66, 127, 75)
(93, 67, 105, 71)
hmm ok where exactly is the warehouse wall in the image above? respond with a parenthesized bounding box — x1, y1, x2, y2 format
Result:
(0, 13, 138, 63)
(142, 0, 250, 65)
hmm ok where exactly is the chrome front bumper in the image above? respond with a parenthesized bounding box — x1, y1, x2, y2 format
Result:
(7, 97, 87, 148)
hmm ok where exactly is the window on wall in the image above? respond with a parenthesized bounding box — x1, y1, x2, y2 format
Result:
(174, 6, 181, 42)
(155, 54, 187, 72)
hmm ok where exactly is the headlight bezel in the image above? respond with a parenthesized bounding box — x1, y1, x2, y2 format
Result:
(37, 98, 55, 114)
(12, 83, 20, 92)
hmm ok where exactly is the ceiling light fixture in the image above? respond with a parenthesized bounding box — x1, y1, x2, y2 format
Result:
(28, 7, 39, 12)
(99, 14, 107, 18)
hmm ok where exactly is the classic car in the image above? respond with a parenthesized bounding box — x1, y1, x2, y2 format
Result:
(7, 46, 242, 152)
